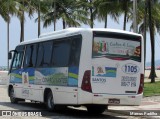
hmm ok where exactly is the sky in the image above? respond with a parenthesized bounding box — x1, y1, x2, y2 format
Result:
(0, 13, 160, 66)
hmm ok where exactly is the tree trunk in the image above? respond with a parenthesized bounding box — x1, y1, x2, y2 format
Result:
(123, 0, 128, 31)
(89, 0, 93, 28)
(54, 1, 56, 31)
(148, 0, 156, 83)
(20, 11, 24, 42)
(143, 0, 147, 69)
(38, 1, 41, 38)
(7, 17, 10, 70)
(7, 1, 10, 70)
(63, 20, 66, 29)
(104, 15, 108, 28)
(123, 9, 127, 30)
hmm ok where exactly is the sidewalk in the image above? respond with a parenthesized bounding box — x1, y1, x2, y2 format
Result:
(144, 78, 160, 83)
(108, 96, 160, 109)
(108, 96, 160, 118)
(108, 77, 160, 118)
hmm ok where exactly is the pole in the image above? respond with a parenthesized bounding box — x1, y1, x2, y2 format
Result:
(144, 0, 147, 70)
(38, 0, 41, 37)
(54, 0, 56, 31)
(22, 0, 24, 41)
(7, 0, 10, 70)
(133, 0, 137, 33)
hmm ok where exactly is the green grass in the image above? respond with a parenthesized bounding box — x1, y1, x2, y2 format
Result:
(143, 81, 160, 97)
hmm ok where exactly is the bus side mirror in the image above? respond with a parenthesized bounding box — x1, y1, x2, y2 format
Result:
(8, 52, 12, 59)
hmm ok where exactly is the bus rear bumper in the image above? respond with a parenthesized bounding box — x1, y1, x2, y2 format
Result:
(92, 93, 143, 106)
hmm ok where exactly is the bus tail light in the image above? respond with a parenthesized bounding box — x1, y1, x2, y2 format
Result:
(81, 70, 92, 92)
(138, 74, 144, 94)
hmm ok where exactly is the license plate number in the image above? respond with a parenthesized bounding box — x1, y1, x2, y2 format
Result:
(108, 99, 120, 104)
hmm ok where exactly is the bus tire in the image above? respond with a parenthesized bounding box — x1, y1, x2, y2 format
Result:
(86, 105, 107, 114)
(9, 88, 19, 103)
(46, 91, 55, 111)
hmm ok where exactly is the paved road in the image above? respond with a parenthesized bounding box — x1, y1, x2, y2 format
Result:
(0, 85, 145, 119)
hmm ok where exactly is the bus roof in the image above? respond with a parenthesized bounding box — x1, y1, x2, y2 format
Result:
(19, 28, 142, 46)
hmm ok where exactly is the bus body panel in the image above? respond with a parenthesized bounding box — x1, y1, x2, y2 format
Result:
(9, 31, 83, 104)
(13, 84, 23, 99)
(91, 58, 142, 94)
(10, 67, 80, 104)
(78, 30, 144, 106)
(77, 89, 142, 105)
(77, 30, 93, 87)
(51, 86, 78, 104)
(92, 93, 143, 105)
(77, 30, 93, 104)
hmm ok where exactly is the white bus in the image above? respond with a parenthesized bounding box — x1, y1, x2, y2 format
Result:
(8, 28, 144, 114)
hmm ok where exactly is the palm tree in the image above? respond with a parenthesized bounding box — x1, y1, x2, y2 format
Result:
(0, 0, 20, 22)
(16, 0, 36, 42)
(148, 0, 156, 83)
(115, 0, 139, 31)
(0, 0, 20, 69)
(144, 0, 147, 67)
(20, 0, 25, 42)
(30, 0, 48, 37)
(0, 1, 9, 22)
(61, 0, 90, 28)
(138, 0, 160, 82)
(78, 0, 97, 28)
(88, 0, 94, 28)
(95, 0, 121, 28)
(119, 0, 133, 30)
(41, 0, 90, 30)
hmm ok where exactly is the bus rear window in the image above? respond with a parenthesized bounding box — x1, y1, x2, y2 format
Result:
(92, 31, 141, 62)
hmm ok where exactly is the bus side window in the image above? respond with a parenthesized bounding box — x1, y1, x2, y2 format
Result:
(52, 40, 71, 67)
(69, 38, 82, 66)
(24, 45, 32, 67)
(36, 43, 44, 67)
(24, 44, 37, 68)
(36, 41, 53, 68)
(43, 41, 53, 67)
(11, 45, 24, 71)
(31, 44, 38, 67)
(12, 52, 23, 70)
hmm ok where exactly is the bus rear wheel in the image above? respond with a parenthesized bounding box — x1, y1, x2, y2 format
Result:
(86, 105, 107, 114)
(46, 92, 55, 111)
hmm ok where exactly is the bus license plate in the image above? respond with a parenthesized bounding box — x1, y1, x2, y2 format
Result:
(108, 99, 120, 104)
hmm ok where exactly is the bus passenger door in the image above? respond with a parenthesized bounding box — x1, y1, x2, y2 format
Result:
(21, 68, 42, 101)
(22, 44, 42, 101)
(9, 46, 24, 99)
